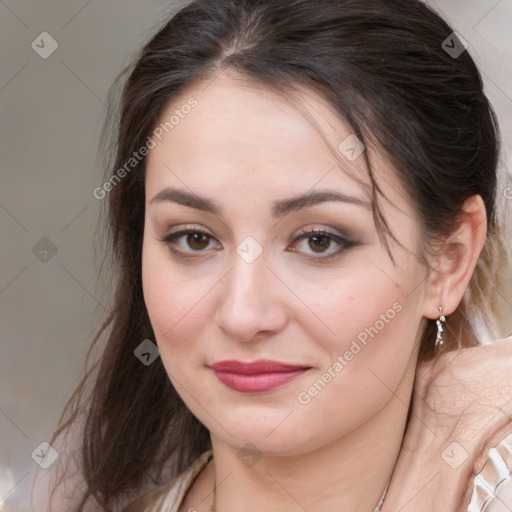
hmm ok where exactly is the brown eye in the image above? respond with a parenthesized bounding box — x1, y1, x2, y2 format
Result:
(159, 229, 219, 258)
(307, 233, 332, 253)
(186, 232, 210, 250)
(291, 228, 353, 259)
(159, 227, 353, 260)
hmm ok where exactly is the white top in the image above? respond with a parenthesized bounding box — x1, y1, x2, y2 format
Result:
(124, 432, 512, 511)
(468, 431, 512, 511)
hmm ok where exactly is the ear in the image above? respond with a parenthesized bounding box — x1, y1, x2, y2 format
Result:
(422, 195, 487, 319)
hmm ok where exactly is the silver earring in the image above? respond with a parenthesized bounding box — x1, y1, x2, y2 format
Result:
(435, 306, 446, 351)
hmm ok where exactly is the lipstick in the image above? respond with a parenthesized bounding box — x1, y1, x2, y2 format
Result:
(210, 360, 310, 393)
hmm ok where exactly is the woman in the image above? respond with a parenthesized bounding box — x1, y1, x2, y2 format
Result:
(32, 0, 512, 510)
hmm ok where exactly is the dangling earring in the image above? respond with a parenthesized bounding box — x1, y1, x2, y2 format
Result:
(435, 306, 446, 351)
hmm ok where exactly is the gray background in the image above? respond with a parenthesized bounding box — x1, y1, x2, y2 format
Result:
(1, 1, 511, 510)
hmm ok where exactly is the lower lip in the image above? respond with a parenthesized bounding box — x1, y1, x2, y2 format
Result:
(212, 369, 309, 393)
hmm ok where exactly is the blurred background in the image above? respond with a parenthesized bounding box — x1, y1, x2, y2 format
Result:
(1, 1, 511, 510)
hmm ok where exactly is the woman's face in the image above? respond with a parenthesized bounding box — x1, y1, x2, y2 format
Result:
(142, 71, 431, 456)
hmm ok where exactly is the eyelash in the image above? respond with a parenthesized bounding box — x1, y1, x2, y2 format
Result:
(157, 227, 354, 261)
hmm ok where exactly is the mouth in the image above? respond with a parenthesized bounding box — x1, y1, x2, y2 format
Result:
(209, 360, 311, 394)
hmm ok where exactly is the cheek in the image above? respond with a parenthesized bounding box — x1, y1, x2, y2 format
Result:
(302, 257, 424, 390)
(291, 269, 422, 446)
(141, 242, 215, 360)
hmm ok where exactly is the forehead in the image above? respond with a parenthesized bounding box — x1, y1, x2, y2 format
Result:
(144, 70, 410, 218)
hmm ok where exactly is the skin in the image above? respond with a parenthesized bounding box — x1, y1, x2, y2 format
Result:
(141, 70, 488, 512)
(381, 335, 512, 511)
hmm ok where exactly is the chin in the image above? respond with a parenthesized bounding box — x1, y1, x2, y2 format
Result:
(208, 414, 337, 458)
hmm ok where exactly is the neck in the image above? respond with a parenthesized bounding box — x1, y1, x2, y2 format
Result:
(208, 353, 417, 512)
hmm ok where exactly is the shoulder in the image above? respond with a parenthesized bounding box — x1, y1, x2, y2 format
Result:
(123, 450, 213, 512)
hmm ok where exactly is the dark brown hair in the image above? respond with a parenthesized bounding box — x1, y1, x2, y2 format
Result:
(44, 0, 505, 509)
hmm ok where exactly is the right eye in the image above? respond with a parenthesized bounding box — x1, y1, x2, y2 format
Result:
(158, 229, 220, 258)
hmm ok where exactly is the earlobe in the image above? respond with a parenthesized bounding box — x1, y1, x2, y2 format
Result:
(423, 195, 487, 319)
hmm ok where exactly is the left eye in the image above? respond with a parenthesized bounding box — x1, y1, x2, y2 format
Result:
(158, 228, 352, 259)
(292, 228, 352, 257)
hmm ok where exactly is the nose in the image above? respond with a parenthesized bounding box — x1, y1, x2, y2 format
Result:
(215, 250, 288, 343)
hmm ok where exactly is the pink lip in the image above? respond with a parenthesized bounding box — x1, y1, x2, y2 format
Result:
(210, 360, 311, 393)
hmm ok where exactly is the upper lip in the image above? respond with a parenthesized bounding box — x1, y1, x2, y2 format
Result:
(210, 359, 310, 375)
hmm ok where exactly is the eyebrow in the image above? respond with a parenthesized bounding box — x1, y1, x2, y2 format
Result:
(150, 187, 370, 218)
